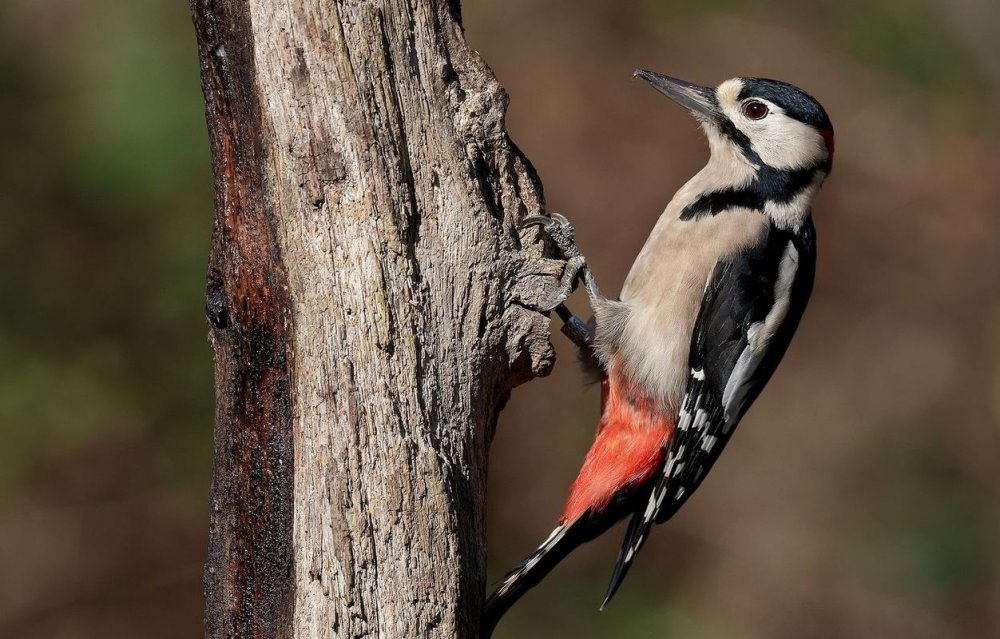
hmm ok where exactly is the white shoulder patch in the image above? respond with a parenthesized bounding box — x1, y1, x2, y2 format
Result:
(721, 241, 799, 421)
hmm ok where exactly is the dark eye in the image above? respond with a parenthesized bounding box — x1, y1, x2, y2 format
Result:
(742, 100, 769, 120)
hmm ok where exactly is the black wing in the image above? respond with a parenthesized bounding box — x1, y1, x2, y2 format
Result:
(602, 220, 816, 606)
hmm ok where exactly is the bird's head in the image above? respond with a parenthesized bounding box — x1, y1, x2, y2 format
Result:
(634, 70, 834, 176)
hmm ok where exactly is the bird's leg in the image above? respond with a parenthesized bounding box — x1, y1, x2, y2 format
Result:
(522, 213, 604, 311)
(522, 213, 604, 349)
(555, 304, 592, 350)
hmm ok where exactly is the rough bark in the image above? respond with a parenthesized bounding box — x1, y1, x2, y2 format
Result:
(192, 0, 559, 637)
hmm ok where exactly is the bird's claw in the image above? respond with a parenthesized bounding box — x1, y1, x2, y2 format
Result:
(520, 212, 603, 316)
(521, 212, 570, 230)
(520, 212, 580, 260)
(529, 298, 565, 314)
(520, 215, 550, 228)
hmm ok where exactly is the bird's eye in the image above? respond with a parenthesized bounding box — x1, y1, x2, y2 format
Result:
(742, 101, 769, 120)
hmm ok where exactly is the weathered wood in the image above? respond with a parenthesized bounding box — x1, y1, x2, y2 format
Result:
(192, 0, 559, 637)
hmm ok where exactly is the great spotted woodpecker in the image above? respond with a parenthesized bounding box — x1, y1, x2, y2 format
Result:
(484, 70, 834, 635)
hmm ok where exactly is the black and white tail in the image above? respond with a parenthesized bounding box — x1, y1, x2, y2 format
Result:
(481, 521, 583, 638)
(601, 510, 647, 609)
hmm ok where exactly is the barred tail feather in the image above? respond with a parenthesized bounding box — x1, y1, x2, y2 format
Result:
(482, 522, 579, 638)
(601, 510, 644, 609)
(484, 364, 674, 634)
(601, 480, 662, 609)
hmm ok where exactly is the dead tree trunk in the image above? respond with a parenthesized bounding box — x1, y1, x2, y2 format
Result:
(192, 1, 557, 637)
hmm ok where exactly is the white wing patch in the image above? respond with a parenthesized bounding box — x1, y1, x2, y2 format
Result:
(605, 235, 810, 606)
(721, 241, 799, 422)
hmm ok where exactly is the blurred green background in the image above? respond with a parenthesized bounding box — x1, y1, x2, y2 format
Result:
(0, 1, 997, 637)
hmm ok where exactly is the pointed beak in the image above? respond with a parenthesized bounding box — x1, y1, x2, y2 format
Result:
(633, 69, 720, 121)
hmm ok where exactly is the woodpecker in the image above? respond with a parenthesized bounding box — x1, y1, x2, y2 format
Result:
(484, 70, 834, 635)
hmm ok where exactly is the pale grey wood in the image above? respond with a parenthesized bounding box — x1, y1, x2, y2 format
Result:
(239, 0, 560, 636)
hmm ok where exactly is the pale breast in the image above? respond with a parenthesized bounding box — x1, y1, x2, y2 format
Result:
(613, 207, 769, 409)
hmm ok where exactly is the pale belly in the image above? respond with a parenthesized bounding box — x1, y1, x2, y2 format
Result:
(611, 207, 769, 408)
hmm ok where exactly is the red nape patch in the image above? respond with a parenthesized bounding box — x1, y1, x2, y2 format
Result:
(560, 366, 674, 523)
(819, 127, 835, 170)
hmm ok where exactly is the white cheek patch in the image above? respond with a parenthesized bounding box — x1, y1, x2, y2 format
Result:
(747, 112, 827, 170)
(718, 94, 828, 171)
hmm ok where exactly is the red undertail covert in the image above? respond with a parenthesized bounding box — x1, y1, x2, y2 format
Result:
(561, 363, 674, 523)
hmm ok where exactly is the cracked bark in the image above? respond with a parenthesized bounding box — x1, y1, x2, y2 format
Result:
(192, 1, 560, 637)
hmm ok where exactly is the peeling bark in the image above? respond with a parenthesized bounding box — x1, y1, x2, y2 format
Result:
(192, 1, 559, 637)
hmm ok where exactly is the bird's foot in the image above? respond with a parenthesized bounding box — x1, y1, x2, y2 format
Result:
(521, 213, 603, 311)
(522, 213, 580, 259)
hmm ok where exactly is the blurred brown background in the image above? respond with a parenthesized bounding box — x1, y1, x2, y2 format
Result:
(1, 1, 998, 638)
